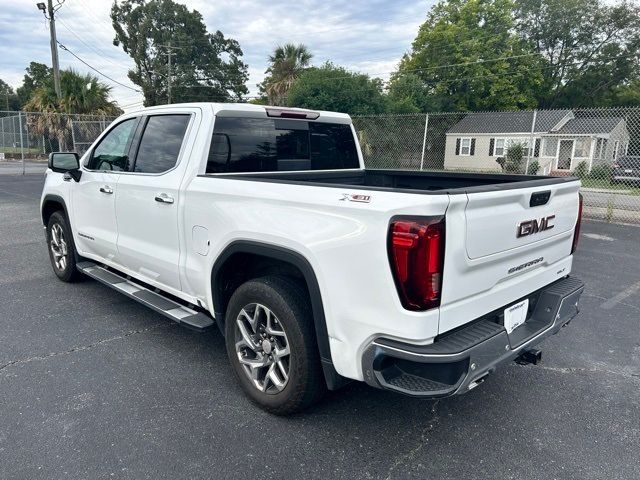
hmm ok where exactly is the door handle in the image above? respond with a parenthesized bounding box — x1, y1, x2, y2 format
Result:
(155, 193, 174, 204)
(99, 185, 113, 194)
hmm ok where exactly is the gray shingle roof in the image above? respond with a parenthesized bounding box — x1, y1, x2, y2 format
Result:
(447, 110, 572, 134)
(554, 117, 624, 135)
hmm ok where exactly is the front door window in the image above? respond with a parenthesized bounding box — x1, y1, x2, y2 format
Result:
(87, 118, 137, 171)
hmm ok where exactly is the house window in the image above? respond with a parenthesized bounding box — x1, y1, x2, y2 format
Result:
(595, 138, 607, 160)
(574, 137, 590, 158)
(460, 138, 472, 155)
(614, 141, 620, 160)
(496, 138, 532, 157)
(543, 138, 558, 157)
(594, 138, 602, 160)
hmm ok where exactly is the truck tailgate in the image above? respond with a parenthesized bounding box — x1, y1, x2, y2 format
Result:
(465, 182, 579, 259)
(438, 180, 581, 335)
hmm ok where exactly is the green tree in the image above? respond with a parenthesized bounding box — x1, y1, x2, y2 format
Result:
(0, 79, 20, 110)
(611, 80, 640, 106)
(111, 0, 248, 106)
(259, 43, 313, 105)
(24, 69, 120, 115)
(24, 69, 121, 150)
(394, 0, 542, 112)
(286, 63, 388, 115)
(386, 73, 430, 113)
(16, 62, 52, 108)
(515, 0, 640, 107)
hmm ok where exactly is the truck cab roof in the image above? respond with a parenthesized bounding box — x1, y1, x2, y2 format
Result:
(126, 102, 352, 124)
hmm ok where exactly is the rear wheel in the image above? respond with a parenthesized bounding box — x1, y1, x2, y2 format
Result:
(47, 211, 81, 282)
(224, 276, 325, 414)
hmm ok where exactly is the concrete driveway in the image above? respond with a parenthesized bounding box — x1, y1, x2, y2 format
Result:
(0, 175, 639, 480)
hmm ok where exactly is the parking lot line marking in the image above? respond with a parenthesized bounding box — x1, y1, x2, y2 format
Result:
(600, 280, 640, 310)
(583, 233, 615, 241)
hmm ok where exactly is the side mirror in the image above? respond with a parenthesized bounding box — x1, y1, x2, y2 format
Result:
(49, 152, 80, 172)
(49, 152, 81, 181)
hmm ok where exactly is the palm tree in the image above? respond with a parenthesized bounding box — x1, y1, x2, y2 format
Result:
(263, 43, 312, 105)
(24, 69, 121, 151)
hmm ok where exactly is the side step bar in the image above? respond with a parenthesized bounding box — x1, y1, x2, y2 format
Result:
(77, 261, 214, 332)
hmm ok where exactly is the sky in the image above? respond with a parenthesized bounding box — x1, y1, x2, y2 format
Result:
(0, 0, 431, 111)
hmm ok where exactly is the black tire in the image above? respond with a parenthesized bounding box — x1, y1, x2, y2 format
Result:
(224, 275, 326, 414)
(46, 211, 82, 282)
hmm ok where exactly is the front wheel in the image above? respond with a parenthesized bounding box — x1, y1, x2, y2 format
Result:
(224, 276, 326, 414)
(46, 211, 81, 282)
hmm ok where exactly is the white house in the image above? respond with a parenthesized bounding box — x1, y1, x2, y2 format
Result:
(444, 110, 630, 174)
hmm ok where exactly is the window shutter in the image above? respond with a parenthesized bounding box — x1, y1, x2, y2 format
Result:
(455, 138, 460, 155)
(534, 138, 541, 157)
(489, 138, 495, 156)
(470, 138, 476, 156)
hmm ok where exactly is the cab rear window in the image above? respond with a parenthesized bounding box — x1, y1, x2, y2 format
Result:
(205, 117, 359, 173)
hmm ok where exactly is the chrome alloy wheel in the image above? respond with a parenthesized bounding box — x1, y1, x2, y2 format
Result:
(49, 223, 68, 271)
(234, 303, 291, 394)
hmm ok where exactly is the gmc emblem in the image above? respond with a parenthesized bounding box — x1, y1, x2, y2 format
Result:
(517, 215, 555, 238)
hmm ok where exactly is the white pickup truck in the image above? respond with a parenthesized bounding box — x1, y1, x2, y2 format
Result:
(41, 103, 584, 414)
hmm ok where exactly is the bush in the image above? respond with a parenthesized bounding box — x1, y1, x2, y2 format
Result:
(496, 144, 526, 173)
(589, 164, 612, 180)
(527, 160, 540, 175)
(497, 143, 524, 173)
(574, 161, 589, 179)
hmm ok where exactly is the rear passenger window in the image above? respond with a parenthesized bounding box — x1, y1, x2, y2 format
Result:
(133, 115, 190, 173)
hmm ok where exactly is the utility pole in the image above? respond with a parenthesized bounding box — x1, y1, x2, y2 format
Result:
(158, 43, 181, 104)
(37, 1, 62, 98)
(167, 42, 172, 104)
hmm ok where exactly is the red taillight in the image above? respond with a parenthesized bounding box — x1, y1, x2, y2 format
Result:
(388, 217, 445, 311)
(571, 193, 583, 254)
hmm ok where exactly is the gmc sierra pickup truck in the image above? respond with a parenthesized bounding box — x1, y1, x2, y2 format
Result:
(41, 103, 584, 414)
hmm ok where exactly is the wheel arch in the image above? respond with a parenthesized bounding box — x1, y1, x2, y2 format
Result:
(210, 240, 349, 390)
(41, 194, 69, 226)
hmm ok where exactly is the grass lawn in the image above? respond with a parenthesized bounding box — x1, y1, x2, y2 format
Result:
(580, 177, 640, 195)
(1, 147, 43, 155)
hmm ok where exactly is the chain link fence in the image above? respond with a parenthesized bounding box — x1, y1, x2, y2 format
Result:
(1, 108, 639, 224)
(0, 111, 117, 162)
(354, 107, 640, 224)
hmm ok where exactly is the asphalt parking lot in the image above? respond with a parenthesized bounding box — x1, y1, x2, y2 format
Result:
(1, 174, 639, 480)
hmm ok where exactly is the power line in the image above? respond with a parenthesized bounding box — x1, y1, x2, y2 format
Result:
(180, 33, 598, 89)
(186, 51, 639, 99)
(74, 0, 115, 31)
(120, 101, 144, 109)
(291, 49, 639, 91)
(55, 13, 125, 69)
(419, 52, 639, 87)
(58, 14, 123, 67)
(57, 41, 141, 93)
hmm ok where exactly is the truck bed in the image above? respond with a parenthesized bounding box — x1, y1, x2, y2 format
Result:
(211, 169, 578, 194)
